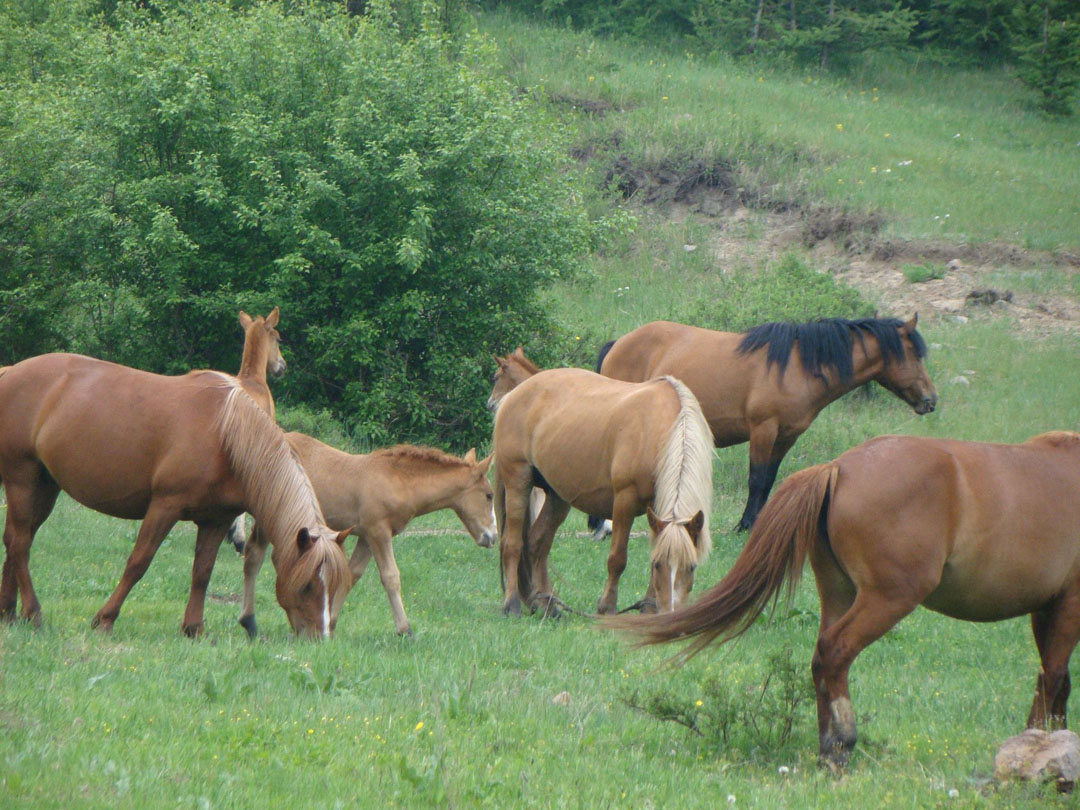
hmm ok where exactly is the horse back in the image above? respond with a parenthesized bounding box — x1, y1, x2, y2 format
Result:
(0, 353, 238, 519)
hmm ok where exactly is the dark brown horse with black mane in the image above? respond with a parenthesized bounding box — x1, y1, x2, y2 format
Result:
(598, 316, 936, 530)
(608, 431, 1080, 767)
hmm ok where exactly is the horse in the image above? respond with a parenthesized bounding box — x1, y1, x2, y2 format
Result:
(0, 353, 351, 638)
(224, 307, 286, 552)
(597, 316, 937, 531)
(607, 431, 1080, 768)
(493, 368, 713, 616)
(238, 436, 497, 637)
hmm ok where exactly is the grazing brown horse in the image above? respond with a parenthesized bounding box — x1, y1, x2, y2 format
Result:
(494, 368, 712, 616)
(239, 436, 497, 637)
(608, 431, 1080, 767)
(598, 317, 937, 530)
(0, 354, 351, 638)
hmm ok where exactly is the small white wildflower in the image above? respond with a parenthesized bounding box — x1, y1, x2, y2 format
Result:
(683, 244, 697, 252)
(953, 133, 961, 138)
(778, 765, 790, 776)
(898, 160, 912, 166)
(948, 788, 959, 799)
(727, 796, 736, 805)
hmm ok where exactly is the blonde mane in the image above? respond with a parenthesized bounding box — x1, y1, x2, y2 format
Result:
(651, 376, 714, 567)
(215, 381, 349, 595)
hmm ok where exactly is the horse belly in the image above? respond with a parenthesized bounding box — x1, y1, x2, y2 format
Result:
(925, 536, 1080, 621)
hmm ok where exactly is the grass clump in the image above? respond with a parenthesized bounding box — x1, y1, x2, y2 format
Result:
(901, 262, 946, 284)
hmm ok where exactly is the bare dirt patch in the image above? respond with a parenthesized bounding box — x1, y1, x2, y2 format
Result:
(615, 158, 1080, 339)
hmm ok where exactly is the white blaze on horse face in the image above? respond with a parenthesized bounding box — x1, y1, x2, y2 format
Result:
(319, 568, 330, 640)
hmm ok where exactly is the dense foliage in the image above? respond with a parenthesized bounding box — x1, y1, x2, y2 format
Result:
(495, 0, 1080, 113)
(0, 0, 611, 447)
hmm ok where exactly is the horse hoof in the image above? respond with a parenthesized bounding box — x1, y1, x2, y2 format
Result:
(734, 518, 752, 533)
(239, 614, 258, 640)
(90, 614, 114, 633)
(596, 600, 616, 615)
(534, 595, 562, 619)
(397, 624, 414, 637)
(182, 622, 204, 638)
(27, 610, 42, 629)
(503, 594, 522, 617)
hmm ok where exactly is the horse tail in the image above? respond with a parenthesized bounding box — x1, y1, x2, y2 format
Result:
(596, 340, 616, 374)
(606, 462, 837, 658)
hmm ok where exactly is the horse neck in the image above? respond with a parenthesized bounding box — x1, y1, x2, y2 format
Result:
(238, 327, 269, 387)
(808, 334, 886, 408)
(377, 454, 470, 519)
(217, 385, 323, 551)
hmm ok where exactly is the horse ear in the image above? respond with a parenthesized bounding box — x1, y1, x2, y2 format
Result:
(688, 511, 706, 544)
(463, 447, 477, 464)
(333, 528, 352, 546)
(477, 453, 494, 474)
(296, 527, 313, 554)
(265, 306, 280, 328)
(494, 355, 508, 370)
(512, 346, 526, 360)
(646, 506, 665, 535)
(239, 311, 253, 329)
(903, 313, 918, 333)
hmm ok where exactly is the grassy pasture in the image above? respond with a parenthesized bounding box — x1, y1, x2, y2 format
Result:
(3, 319, 1080, 809)
(5, 10, 1080, 810)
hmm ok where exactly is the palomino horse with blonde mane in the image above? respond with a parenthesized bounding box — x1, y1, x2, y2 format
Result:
(609, 431, 1080, 767)
(239, 436, 497, 637)
(0, 353, 351, 638)
(598, 316, 937, 530)
(494, 368, 713, 616)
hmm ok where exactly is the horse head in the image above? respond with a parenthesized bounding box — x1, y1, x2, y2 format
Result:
(452, 449, 497, 548)
(272, 526, 352, 639)
(239, 307, 287, 380)
(875, 314, 937, 415)
(487, 347, 539, 412)
(646, 508, 707, 613)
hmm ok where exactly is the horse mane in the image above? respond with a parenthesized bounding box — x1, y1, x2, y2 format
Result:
(736, 317, 927, 382)
(372, 444, 472, 469)
(215, 382, 349, 596)
(651, 377, 713, 567)
(507, 351, 542, 375)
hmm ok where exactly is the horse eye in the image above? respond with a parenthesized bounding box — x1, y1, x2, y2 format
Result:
(486, 493, 494, 501)
(653, 561, 662, 571)
(690, 565, 697, 573)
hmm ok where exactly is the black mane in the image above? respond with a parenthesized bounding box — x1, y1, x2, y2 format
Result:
(736, 317, 927, 382)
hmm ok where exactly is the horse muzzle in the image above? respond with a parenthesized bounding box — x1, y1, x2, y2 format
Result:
(913, 395, 937, 415)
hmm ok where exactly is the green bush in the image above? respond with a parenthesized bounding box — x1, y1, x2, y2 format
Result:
(691, 253, 874, 331)
(0, 0, 612, 448)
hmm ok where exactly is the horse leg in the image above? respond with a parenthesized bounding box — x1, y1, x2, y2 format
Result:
(348, 535, 373, 585)
(499, 481, 532, 617)
(0, 474, 60, 625)
(238, 524, 268, 639)
(91, 502, 179, 633)
(182, 522, 229, 638)
(526, 493, 571, 617)
(737, 420, 779, 531)
(812, 588, 920, 769)
(597, 490, 637, 615)
(1027, 588, 1080, 729)
(365, 528, 413, 636)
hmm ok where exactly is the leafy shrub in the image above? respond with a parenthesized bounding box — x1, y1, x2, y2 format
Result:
(0, 0, 613, 449)
(625, 647, 812, 756)
(691, 253, 874, 331)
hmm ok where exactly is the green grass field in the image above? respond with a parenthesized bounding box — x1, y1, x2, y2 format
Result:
(4, 9, 1080, 809)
